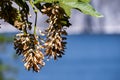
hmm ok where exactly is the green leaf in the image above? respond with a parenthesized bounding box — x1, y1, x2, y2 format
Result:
(61, 1, 103, 17)
(59, 2, 71, 17)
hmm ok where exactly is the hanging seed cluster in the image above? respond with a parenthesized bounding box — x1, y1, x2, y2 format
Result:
(0, 0, 18, 24)
(0, 0, 31, 31)
(13, 1, 32, 32)
(14, 9, 32, 31)
(41, 3, 71, 60)
(0, 1, 71, 72)
(14, 33, 45, 72)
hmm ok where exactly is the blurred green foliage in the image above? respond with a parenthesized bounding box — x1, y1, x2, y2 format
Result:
(0, 35, 13, 42)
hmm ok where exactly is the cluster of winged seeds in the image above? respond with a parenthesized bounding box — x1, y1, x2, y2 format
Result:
(41, 3, 71, 60)
(14, 33, 45, 72)
(13, 3, 71, 72)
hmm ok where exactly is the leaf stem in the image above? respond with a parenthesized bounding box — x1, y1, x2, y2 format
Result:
(34, 12, 37, 35)
(30, 0, 38, 35)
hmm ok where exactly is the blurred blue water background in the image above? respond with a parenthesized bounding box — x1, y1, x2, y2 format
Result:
(1, 34, 120, 80)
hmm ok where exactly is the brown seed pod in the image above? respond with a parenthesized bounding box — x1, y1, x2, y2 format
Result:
(14, 33, 45, 72)
(40, 3, 71, 60)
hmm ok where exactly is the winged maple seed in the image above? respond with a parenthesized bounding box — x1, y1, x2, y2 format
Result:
(14, 33, 45, 72)
(41, 3, 71, 60)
